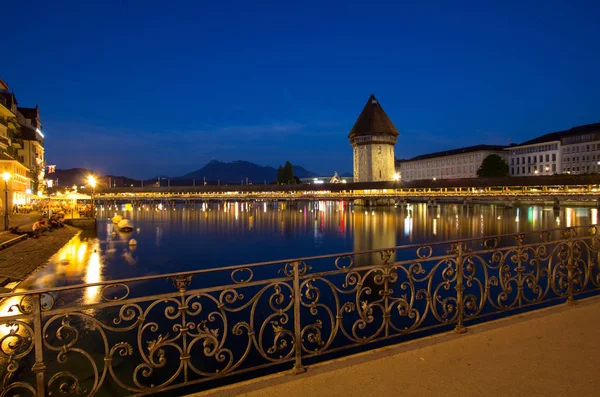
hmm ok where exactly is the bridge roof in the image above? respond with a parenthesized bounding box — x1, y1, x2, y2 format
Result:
(348, 94, 399, 138)
(98, 174, 600, 195)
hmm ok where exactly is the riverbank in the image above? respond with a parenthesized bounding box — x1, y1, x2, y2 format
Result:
(0, 226, 80, 291)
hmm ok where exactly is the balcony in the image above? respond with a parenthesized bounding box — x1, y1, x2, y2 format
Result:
(11, 138, 23, 149)
(0, 116, 7, 127)
(0, 135, 8, 147)
(0, 96, 14, 117)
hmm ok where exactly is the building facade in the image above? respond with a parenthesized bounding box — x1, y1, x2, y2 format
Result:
(507, 133, 561, 176)
(349, 95, 399, 182)
(560, 123, 600, 174)
(0, 153, 31, 208)
(0, 77, 46, 208)
(398, 145, 508, 182)
(17, 106, 45, 194)
(507, 122, 600, 176)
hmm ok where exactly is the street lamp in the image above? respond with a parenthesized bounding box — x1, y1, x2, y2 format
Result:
(393, 173, 400, 181)
(2, 172, 10, 231)
(87, 175, 97, 218)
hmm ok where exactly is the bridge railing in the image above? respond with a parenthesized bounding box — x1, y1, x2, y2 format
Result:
(1, 225, 600, 396)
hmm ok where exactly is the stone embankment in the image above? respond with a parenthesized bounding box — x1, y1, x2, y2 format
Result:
(0, 214, 80, 291)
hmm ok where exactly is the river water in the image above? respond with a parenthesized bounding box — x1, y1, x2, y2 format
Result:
(0, 201, 597, 395)
(13, 201, 597, 298)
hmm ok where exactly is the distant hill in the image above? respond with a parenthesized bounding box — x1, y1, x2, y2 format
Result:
(49, 168, 92, 187)
(50, 168, 140, 188)
(180, 160, 316, 183)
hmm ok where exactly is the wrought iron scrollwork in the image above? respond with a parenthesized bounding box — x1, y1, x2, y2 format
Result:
(1, 224, 599, 395)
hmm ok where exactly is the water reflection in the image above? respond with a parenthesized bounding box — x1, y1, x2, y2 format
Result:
(4, 202, 599, 298)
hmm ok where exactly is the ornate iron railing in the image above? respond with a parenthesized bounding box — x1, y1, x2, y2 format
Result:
(1, 225, 600, 396)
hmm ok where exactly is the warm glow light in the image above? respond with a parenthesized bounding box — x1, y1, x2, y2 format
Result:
(1, 172, 10, 182)
(393, 173, 400, 181)
(87, 175, 97, 188)
(85, 248, 102, 304)
(25, 188, 32, 195)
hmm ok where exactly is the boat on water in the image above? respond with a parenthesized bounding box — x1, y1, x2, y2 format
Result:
(112, 215, 123, 224)
(117, 219, 134, 231)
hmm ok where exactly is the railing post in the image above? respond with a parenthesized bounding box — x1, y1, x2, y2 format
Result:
(454, 243, 467, 333)
(566, 231, 577, 306)
(31, 293, 46, 396)
(292, 262, 306, 374)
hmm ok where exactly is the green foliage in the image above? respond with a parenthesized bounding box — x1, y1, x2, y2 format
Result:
(477, 154, 509, 177)
(277, 161, 296, 184)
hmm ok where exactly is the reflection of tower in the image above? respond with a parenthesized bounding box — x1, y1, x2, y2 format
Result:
(352, 209, 396, 266)
(349, 95, 399, 182)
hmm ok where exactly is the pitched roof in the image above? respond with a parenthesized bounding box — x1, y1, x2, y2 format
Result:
(408, 144, 507, 161)
(515, 122, 600, 147)
(517, 130, 567, 146)
(348, 94, 399, 138)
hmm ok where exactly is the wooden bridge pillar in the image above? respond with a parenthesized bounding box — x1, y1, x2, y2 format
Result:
(553, 198, 561, 211)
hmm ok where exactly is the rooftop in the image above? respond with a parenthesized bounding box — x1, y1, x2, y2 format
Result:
(514, 122, 600, 147)
(348, 94, 399, 138)
(407, 144, 507, 162)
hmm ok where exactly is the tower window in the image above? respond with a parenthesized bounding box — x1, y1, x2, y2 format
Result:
(378, 146, 381, 154)
(379, 170, 382, 178)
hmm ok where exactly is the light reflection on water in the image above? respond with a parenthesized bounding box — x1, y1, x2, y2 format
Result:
(2, 201, 598, 306)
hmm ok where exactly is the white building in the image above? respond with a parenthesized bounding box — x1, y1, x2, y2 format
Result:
(507, 122, 600, 176)
(349, 95, 399, 182)
(398, 145, 508, 182)
(507, 134, 561, 176)
(560, 123, 600, 174)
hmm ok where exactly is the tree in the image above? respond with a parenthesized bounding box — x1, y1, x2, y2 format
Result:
(283, 161, 294, 184)
(477, 155, 509, 177)
(277, 161, 295, 184)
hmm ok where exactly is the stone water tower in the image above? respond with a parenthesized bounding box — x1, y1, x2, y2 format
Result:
(348, 94, 399, 182)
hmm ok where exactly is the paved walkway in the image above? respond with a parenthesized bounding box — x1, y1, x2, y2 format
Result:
(193, 297, 600, 397)
(0, 226, 79, 287)
(0, 213, 40, 244)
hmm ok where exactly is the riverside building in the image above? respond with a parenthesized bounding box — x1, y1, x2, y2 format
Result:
(507, 122, 600, 176)
(398, 145, 507, 182)
(0, 76, 46, 208)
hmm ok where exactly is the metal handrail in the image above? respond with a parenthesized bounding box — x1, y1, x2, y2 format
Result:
(1, 224, 599, 396)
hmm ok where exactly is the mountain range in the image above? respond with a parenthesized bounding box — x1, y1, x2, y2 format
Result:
(181, 160, 317, 183)
(49, 161, 324, 187)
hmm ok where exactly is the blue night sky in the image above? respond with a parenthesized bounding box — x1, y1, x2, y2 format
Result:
(2, 0, 599, 178)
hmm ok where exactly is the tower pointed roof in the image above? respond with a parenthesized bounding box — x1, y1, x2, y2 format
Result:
(348, 94, 399, 138)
